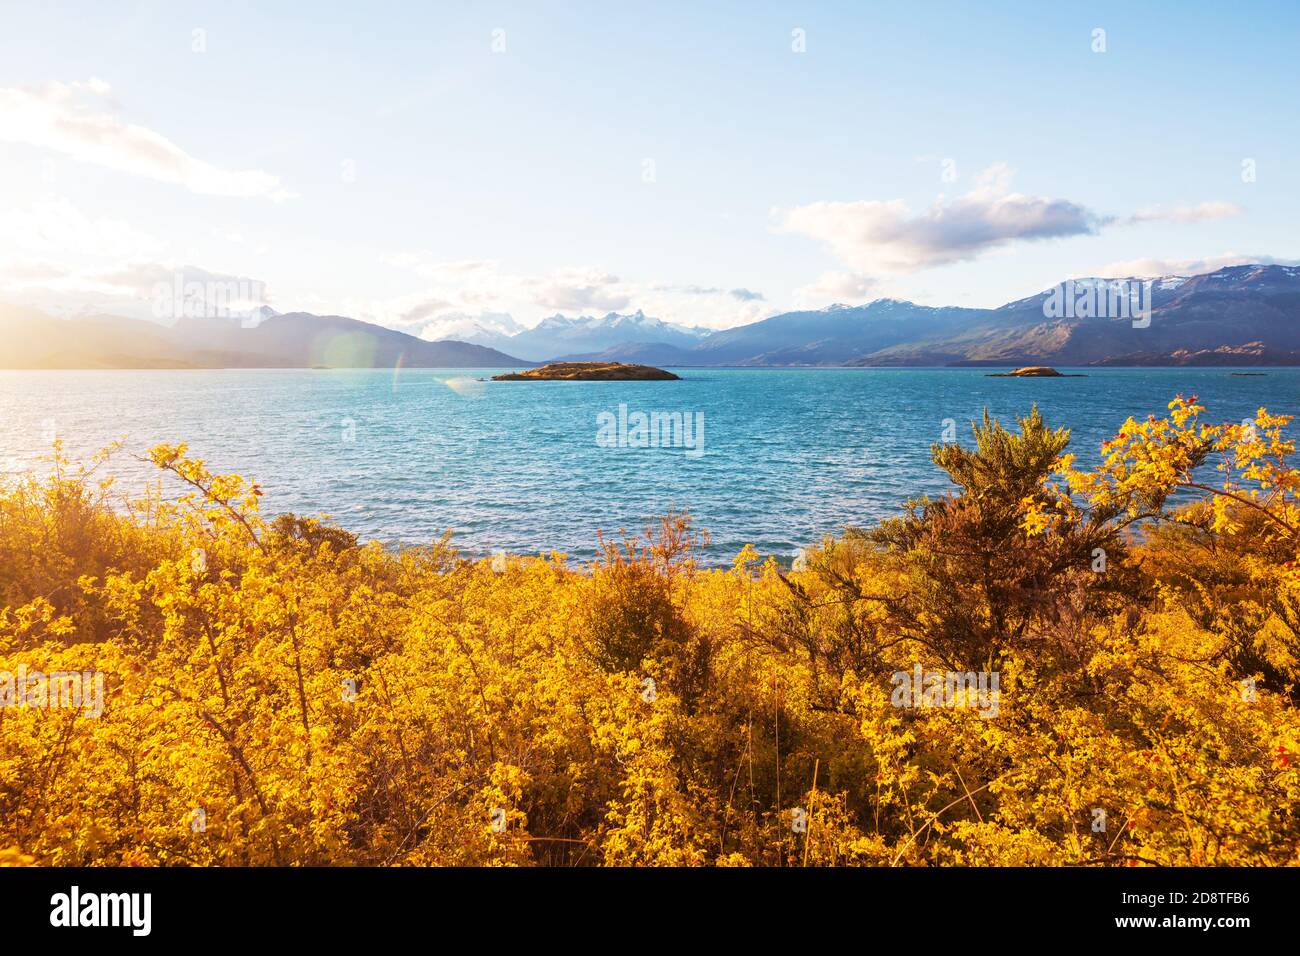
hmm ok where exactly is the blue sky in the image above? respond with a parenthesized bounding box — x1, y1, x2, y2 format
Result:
(1, 0, 1296, 333)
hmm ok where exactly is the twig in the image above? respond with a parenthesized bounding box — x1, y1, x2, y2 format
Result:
(890, 772, 1007, 866)
(803, 759, 819, 867)
(953, 765, 983, 823)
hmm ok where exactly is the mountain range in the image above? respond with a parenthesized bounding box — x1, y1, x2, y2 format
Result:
(425, 309, 713, 362)
(5, 264, 1300, 369)
(538, 264, 1300, 367)
(0, 306, 527, 369)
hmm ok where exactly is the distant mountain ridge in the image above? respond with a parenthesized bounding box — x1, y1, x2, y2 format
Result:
(6, 264, 1300, 369)
(850, 264, 1300, 367)
(0, 307, 530, 369)
(554, 264, 1300, 367)
(427, 309, 712, 362)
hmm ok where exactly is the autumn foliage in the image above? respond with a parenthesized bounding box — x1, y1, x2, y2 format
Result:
(2, 397, 1298, 866)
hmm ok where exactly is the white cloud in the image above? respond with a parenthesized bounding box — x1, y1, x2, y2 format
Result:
(371, 255, 769, 331)
(382, 255, 498, 284)
(655, 283, 767, 302)
(795, 270, 879, 307)
(0, 192, 274, 322)
(0, 195, 164, 259)
(0, 195, 239, 318)
(1127, 201, 1242, 224)
(93, 262, 268, 299)
(1090, 253, 1300, 278)
(0, 79, 293, 200)
(776, 164, 1104, 274)
(635, 285, 769, 330)
(212, 228, 271, 256)
(521, 267, 630, 312)
(381, 257, 632, 320)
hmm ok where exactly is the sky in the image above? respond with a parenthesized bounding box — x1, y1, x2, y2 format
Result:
(0, 0, 1297, 335)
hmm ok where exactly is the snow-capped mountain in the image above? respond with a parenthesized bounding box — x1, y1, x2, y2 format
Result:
(417, 312, 524, 347)
(850, 264, 1300, 366)
(425, 309, 713, 361)
(556, 264, 1300, 367)
(13, 264, 1300, 369)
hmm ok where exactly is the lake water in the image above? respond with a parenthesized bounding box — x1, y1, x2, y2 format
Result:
(1, 367, 1295, 563)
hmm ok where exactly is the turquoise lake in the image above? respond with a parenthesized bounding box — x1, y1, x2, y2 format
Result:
(2, 367, 1296, 563)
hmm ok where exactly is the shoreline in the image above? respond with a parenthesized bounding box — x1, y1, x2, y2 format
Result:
(0, 364, 1292, 372)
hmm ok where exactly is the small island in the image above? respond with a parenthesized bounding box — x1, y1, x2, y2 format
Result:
(986, 366, 1084, 378)
(493, 362, 680, 381)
